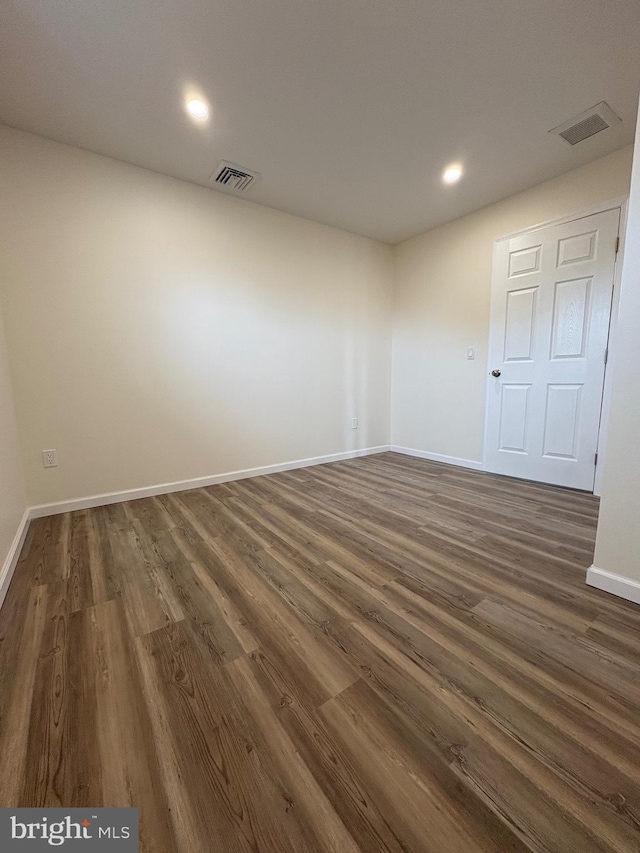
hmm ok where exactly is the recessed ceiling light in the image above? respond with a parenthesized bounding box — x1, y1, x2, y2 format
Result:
(186, 99, 209, 120)
(442, 163, 463, 184)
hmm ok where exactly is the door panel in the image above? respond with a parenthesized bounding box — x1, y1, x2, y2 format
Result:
(499, 384, 530, 453)
(542, 384, 582, 459)
(557, 230, 597, 266)
(550, 277, 590, 359)
(485, 208, 620, 490)
(505, 287, 537, 361)
(509, 244, 542, 277)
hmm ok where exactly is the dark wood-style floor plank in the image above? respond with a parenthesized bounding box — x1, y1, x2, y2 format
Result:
(88, 598, 179, 852)
(137, 619, 301, 853)
(1, 452, 640, 851)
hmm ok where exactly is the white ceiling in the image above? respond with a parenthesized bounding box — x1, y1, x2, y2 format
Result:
(1, 0, 639, 244)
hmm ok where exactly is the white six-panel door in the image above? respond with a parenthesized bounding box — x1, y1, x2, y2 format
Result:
(484, 208, 620, 491)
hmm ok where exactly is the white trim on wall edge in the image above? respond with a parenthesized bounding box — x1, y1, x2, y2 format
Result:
(391, 445, 483, 471)
(29, 445, 392, 518)
(495, 196, 629, 242)
(0, 509, 31, 610)
(586, 565, 640, 606)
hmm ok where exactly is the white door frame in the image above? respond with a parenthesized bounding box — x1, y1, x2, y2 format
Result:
(483, 196, 628, 494)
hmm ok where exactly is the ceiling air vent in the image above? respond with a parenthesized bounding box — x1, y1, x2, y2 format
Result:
(550, 101, 621, 145)
(210, 160, 260, 194)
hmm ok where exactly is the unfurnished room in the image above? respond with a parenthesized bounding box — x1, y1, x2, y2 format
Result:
(1, 1, 640, 851)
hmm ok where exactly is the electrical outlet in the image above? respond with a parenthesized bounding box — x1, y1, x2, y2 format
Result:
(42, 449, 58, 468)
(352, 418, 358, 429)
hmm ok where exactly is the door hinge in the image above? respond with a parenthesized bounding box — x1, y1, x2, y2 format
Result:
(615, 236, 620, 254)
(604, 347, 609, 365)
(594, 452, 599, 467)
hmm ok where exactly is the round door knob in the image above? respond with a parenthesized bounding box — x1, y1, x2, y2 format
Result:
(491, 369, 501, 377)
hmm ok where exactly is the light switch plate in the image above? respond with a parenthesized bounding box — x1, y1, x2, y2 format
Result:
(42, 449, 58, 468)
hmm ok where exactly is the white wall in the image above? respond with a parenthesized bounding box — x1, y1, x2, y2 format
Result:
(0, 295, 27, 595)
(0, 125, 633, 520)
(592, 110, 640, 589)
(391, 146, 633, 463)
(0, 126, 392, 506)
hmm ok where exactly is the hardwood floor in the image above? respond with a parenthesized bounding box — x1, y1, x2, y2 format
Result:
(1, 452, 640, 851)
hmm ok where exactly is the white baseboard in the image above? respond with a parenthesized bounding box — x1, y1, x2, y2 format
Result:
(390, 445, 484, 472)
(15, 457, 640, 619)
(29, 445, 392, 518)
(586, 565, 640, 606)
(0, 509, 31, 610)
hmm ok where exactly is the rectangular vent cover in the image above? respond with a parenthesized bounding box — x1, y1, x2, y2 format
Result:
(550, 101, 621, 146)
(210, 160, 260, 193)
